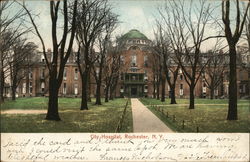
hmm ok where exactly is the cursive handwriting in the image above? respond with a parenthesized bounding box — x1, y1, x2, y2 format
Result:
(1, 133, 249, 161)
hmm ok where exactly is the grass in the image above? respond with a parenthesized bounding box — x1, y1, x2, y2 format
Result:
(140, 98, 250, 133)
(140, 97, 250, 105)
(1, 97, 133, 133)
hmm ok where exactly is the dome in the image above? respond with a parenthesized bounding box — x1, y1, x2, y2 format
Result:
(121, 29, 148, 40)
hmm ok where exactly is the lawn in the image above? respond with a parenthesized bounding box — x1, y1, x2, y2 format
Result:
(0, 97, 133, 133)
(140, 98, 250, 133)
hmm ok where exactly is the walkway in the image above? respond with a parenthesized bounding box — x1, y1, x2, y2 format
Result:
(131, 98, 174, 133)
(1, 109, 46, 114)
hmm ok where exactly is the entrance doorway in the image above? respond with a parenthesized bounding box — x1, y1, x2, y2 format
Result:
(131, 87, 137, 96)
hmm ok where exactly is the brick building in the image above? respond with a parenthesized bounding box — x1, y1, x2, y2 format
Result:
(7, 29, 250, 99)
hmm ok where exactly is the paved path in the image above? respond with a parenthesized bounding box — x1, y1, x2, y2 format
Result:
(131, 98, 174, 133)
(1, 109, 46, 114)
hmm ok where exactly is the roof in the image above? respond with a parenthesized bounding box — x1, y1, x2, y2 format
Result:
(121, 29, 148, 40)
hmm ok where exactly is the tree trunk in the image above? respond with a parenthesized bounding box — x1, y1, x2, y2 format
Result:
(189, 84, 195, 109)
(11, 85, 16, 101)
(95, 81, 101, 105)
(153, 79, 156, 98)
(210, 86, 214, 100)
(87, 73, 91, 102)
(11, 69, 17, 101)
(105, 85, 109, 102)
(156, 79, 160, 100)
(45, 76, 60, 121)
(109, 77, 118, 100)
(109, 91, 114, 100)
(170, 84, 177, 104)
(227, 46, 238, 120)
(95, 64, 103, 105)
(0, 66, 4, 103)
(80, 72, 89, 110)
(161, 78, 166, 102)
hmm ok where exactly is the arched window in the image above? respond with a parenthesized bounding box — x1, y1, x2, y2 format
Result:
(144, 56, 148, 67)
(129, 46, 139, 50)
(131, 54, 137, 66)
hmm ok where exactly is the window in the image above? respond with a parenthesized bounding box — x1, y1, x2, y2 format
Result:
(242, 84, 246, 93)
(41, 68, 45, 79)
(129, 46, 139, 50)
(144, 56, 148, 67)
(96, 68, 99, 77)
(225, 84, 229, 95)
(22, 83, 26, 94)
(74, 83, 78, 95)
(137, 40, 140, 44)
(214, 89, 218, 96)
(63, 68, 67, 80)
(202, 72, 205, 81)
(144, 71, 148, 81)
(240, 84, 246, 93)
(29, 70, 33, 79)
(63, 83, 67, 94)
(120, 86, 124, 93)
(120, 56, 125, 64)
(41, 55, 45, 62)
(202, 83, 206, 93)
(144, 85, 148, 92)
(180, 74, 183, 80)
(132, 75, 136, 81)
(74, 68, 78, 80)
(41, 82, 45, 93)
(131, 54, 137, 66)
(180, 84, 183, 95)
(29, 82, 32, 94)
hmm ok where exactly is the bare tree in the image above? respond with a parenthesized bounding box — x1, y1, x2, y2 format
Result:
(204, 46, 227, 99)
(244, 3, 250, 51)
(152, 29, 166, 102)
(75, 0, 117, 110)
(150, 51, 161, 99)
(22, 0, 78, 120)
(158, 0, 214, 109)
(153, 22, 180, 104)
(221, 0, 250, 120)
(92, 14, 118, 105)
(103, 44, 122, 102)
(7, 38, 38, 100)
(0, 1, 27, 103)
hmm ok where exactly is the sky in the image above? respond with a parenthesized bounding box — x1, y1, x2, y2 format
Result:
(3, 0, 248, 52)
(16, 0, 164, 50)
(110, 0, 162, 39)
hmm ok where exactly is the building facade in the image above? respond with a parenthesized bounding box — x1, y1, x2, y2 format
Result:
(5, 29, 250, 99)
